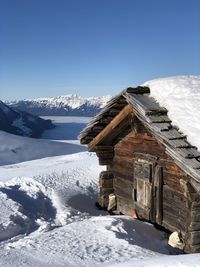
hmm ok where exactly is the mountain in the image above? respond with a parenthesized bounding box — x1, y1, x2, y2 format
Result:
(0, 100, 54, 137)
(6, 94, 111, 116)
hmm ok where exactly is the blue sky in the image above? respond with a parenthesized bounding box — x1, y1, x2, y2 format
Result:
(0, 0, 200, 100)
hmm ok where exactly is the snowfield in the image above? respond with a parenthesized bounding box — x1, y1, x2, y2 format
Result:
(0, 151, 181, 267)
(1, 76, 200, 266)
(0, 118, 177, 267)
(0, 116, 91, 166)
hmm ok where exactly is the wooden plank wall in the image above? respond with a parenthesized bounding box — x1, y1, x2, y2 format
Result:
(111, 126, 167, 216)
(95, 112, 200, 252)
(160, 160, 189, 235)
(184, 184, 200, 252)
(110, 115, 192, 247)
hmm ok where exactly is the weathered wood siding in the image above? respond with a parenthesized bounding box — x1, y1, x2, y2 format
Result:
(160, 160, 189, 235)
(110, 114, 191, 244)
(112, 130, 160, 214)
(96, 112, 200, 252)
(80, 87, 200, 253)
(184, 185, 200, 252)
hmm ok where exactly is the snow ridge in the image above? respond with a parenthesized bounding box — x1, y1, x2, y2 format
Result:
(0, 177, 62, 242)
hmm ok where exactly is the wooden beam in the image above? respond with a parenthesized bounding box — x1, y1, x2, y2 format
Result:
(88, 105, 132, 152)
(125, 86, 150, 94)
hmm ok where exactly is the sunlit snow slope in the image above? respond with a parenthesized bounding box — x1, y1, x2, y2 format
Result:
(0, 152, 178, 267)
(0, 115, 179, 267)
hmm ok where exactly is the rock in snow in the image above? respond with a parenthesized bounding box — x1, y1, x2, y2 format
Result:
(0, 100, 54, 137)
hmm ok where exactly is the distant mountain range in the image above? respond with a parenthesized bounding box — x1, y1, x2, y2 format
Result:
(6, 94, 111, 116)
(0, 100, 54, 137)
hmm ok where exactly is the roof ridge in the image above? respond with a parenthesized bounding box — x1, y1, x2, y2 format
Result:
(125, 86, 150, 94)
(79, 86, 200, 182)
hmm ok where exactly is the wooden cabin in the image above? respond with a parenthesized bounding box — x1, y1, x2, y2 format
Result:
(79, 86, 200, 253)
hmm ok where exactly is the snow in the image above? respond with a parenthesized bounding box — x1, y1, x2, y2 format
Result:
(108, 254, 200, 267)
(0, 130, 87, 166)
(32, 94, 111, 109)
(0, 151, 175, 267)
(143, 76, 200, 150)
(0, 116, 178, 267)
(7, 95, 111, 116)
(0, 101, 11, 114)
(0, 191, 27, 242)
(12, 117, 32, 136)
(1, 76, 200, 266)
(0, 176, 60, 242)
(0, 148, 192, 267)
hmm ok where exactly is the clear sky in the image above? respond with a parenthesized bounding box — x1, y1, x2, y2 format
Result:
(0, 0, 200, 100)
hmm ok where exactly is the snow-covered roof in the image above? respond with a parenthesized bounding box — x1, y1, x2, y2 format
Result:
(144, 76, 200, 151)
(80, 76, 200, 182)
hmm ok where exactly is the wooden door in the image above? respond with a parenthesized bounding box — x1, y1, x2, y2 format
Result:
(133, 154, 163, 224)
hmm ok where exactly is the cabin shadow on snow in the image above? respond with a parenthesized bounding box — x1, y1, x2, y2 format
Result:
(67, 186, 180, 255)
(107, 217, 183, 255)
(69, 191, 181, 255)
(68, 186, 107, 216)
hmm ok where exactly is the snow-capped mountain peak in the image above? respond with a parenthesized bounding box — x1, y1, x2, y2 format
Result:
(7, 94, 111, 116)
